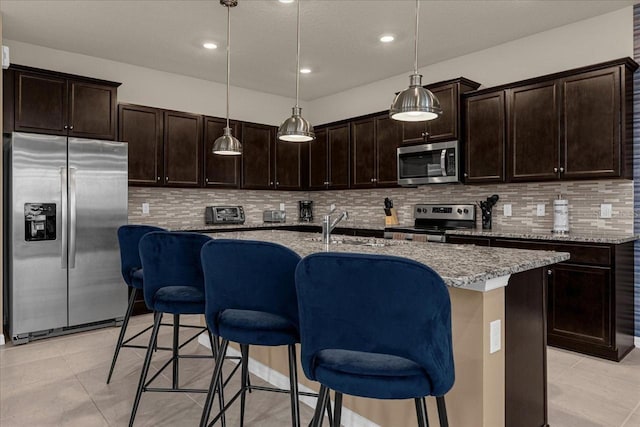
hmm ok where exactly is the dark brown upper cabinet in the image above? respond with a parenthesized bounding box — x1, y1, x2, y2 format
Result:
(401, 78, 480, 144)
(275, 139, 304, 190)
(308, 127, 329, 190)
(508, 80, 560, 182)
(241, 122, 274, 189)
(203, 117, 241, 188)
(163, 111, 203, 187)
(327, 123, 350, 189)
(350, 114, 402, 188)
(7, 65, 119, 140)
(118, 104, 164, 186)
(463, 58, 637, 184)
(464, 91, 506, 183)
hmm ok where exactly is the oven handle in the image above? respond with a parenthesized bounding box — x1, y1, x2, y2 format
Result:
(440, 149, 447, 176)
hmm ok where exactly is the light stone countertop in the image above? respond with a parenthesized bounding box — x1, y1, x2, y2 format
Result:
(445, 228, 638, 244)
(204, 230, 569, 291)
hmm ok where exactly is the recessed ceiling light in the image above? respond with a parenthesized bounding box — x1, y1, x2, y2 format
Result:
(279, 0, 294, 3)
(300, 68, 311, 74)
(380, 35, 395, 43)
(203, 42, 217, 50)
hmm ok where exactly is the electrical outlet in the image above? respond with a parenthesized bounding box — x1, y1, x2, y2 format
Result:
(490, 319, 501, 354)
(536, 204, 545, 217)
(279, 203, 285, 211)
(600, 203, 612, 219)
(503, 204, 512, 217)
(330, 203, 336, 212)
(142, 203, 150, 214)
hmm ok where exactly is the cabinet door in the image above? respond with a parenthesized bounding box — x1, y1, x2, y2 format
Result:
(308, 128, 328, 190)
(547, 264, 612, 349)
(350, 118, 376, 188)
(427, 83, 457, 142)
(163, 111, 203, 187)
(14, 70, 68, 135)
(275, 140, 303, 190)
(328, 123, 350, 189)
(375, 115, 402, 187)
(464, 91, 506, 183)
(203, 117, 240, 188)
(118, 104, 164, 186)
(68, 80, 117, 140)
(401, 120, 428, 143)
(242, 122, 274, 189)
(508, 81, 560, 182)
(561, 68, 621, 179)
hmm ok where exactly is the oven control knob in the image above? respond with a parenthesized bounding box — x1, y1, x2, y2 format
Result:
(457, 208, 463, 214)
(463, 208, 469, 214)
(417, 208, 422, 213)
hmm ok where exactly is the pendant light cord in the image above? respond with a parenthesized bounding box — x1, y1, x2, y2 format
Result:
(295, 0, 301, 108)
(226, 3, 231, 128)
(414, 0, 419, 75)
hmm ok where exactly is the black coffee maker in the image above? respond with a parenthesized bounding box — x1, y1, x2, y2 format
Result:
(299, 200, 313, 222)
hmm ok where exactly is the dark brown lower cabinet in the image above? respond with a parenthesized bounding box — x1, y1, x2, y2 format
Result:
(447, 234, 635, 361)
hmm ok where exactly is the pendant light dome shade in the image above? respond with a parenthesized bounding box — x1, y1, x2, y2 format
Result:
(212, 127, 242, 155)
(277, 0, 315, 143)
(390, 0, 441, 123)
(278, 107, 315, 142)
(390, 74, 442, 121)
(213, 0, 241, 155)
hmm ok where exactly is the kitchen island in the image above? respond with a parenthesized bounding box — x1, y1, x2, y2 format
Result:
(203, 230, 569, 427)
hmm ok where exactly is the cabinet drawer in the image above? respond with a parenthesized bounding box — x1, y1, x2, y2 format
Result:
(493, 239, 611, 266)
(446, 235, 491, 246)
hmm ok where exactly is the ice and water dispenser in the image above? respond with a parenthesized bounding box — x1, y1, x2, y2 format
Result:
(24, 203, 56, 241)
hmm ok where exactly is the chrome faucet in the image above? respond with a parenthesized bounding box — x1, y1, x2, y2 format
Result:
(322, 206, 349, 246)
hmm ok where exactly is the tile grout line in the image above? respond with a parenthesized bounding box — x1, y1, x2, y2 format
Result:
(620, 399, 640, 427)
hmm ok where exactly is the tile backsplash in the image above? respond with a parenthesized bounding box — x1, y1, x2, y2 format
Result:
(129, 179, 634, 234)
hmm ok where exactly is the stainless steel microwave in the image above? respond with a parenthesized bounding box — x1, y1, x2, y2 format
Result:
(397, 140, 459, 186)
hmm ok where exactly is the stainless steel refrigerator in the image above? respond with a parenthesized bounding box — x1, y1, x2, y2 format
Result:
(3, 132, 128, 344)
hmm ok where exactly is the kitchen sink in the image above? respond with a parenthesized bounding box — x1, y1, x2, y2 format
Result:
(304, 236, 393, 247)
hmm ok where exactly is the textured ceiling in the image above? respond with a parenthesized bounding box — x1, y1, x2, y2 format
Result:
(1, 0, 635, 100)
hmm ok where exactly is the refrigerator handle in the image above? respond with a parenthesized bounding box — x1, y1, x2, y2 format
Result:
(69, 167, 77, 269)
(60, 167, 68, 269)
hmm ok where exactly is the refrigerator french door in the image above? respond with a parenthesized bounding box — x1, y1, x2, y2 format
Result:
(4, 132, 128, 343)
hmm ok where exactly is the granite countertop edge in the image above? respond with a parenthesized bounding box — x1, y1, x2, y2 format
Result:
(445, 229, 639, 244)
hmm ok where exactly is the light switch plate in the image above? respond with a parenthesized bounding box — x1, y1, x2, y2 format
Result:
(536, 204, 545, 217)
(279, 203, 285, 211)
(490, 319, 501, 354)
(142, 203, 150, 214)
(600, 204, 612, 219)
(503, 204, 512, 217)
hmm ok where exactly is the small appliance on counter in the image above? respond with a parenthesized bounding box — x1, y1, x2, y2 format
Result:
(384, 198, 399, 226)
(553, 195, 569, 234)
(299, 200, 313, 222)
(384, 203, 476, 243)
(478, 194, 499, 230)
(263, 210, 286, 223)
(205, 206, 245, 225)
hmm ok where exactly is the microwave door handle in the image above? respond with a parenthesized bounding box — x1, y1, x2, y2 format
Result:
(440, 149, 447, 176)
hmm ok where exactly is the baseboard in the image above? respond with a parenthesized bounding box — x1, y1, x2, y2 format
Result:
(198, 333, 379, 427)
(635, 336, 640, 348)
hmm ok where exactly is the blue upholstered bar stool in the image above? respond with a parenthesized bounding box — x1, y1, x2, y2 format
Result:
(199, 239, 303, 427)
(295, 253, 454, 427)
(129, 231, 225, 427)
(107, 224, 166, 384)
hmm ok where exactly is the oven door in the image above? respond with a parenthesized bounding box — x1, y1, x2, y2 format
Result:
(383, 227, 446, 243)
(397, 141, 459, 185)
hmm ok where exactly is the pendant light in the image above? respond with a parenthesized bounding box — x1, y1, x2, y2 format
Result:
(277, 0, 315, 142)
(389, 0, 441, 122)
(212, 0, 242, 155)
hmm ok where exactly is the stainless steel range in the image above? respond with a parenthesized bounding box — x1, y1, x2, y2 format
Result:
(384, 203, 476, 242)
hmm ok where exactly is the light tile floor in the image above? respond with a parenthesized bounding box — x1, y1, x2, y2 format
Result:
(1, 313, 639, 427)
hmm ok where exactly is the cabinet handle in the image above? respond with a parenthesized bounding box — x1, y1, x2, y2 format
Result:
(553, 167, 558, 173)
(205, 178, 209, 183)
(270, 181, 274, 186)
(276, 181, 280, 185)
(373, 178, 377, 182)
(463, 173, 468, 178)
(69, 125, 74, 130)
(559, 167, 564, 173)
(157, 176, 160, 181)
(547, 269, 552, 275)
(370, 178, 374, 182)
(64, 125, 68, 130)
(166, 176, 169, 181)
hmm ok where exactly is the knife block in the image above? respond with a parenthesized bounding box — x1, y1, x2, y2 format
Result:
(385, 208, 399, 226)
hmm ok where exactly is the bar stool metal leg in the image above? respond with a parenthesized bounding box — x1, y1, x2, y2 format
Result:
(172, 314, 180, 389)
(331, 392, 342, 427)
(415, 397, 429, 427)
(311, 385, 330, 427)
(239, 344, 250, 427)
(200, 339, 230, 427)
(436, 396, 448, 427)
(107, 288, 137, 384)
(207, 331, 226, 427)
(129, 311, 163, 427)
(287, 345, 301, 427)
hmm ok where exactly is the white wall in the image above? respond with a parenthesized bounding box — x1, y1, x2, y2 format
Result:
(308, 6, 634, 125)
(3, 39, 304, 126)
